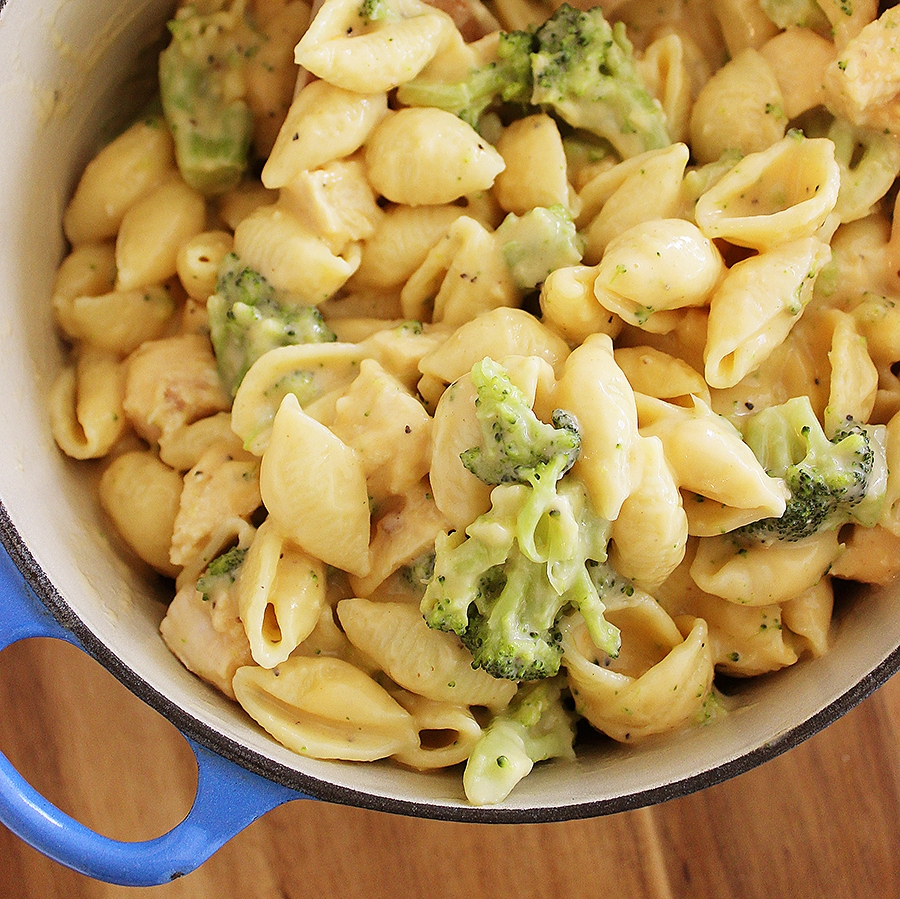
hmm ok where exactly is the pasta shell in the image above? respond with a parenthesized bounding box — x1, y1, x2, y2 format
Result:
(294, 0, 455, 93)
(337, 598, 517, 711)
(366, 108, 505, 205)
(237, 517, 326, 669)
(233, 656, 418, 761)
(563, 615, 714, 743)
(260, 393, 371, 576)
(689, 529, 842, 606)
(695, 135, 840, 250)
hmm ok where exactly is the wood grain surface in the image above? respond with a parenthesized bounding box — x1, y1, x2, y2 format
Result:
(2, 635, 900, 898)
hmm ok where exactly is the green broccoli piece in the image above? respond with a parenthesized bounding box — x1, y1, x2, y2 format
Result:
(496, 206, 585, 290)
(462, 678, 576, 805)
(400, 550, 436, 594)
(460, 357, 581, 485)
(586, 557, 637, 604)
(159, 3, 259, 194)
(563, 133, 614, 170)
(358, 0, 390, 24)
(396, 5, 669, 158)
(758, 0, 829, 30)
(208, 253, 337, 396)
(421, 358, 620, 682)
(529, 4, 670, 159)
(395, 29, 534, 130)
(196, 546, 247, 602)
(738, 396, 888, 543)
(422, 480, 619, 681)
(455, 547, 570, 682)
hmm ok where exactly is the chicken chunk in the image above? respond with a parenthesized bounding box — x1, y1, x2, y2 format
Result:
(123, 333, 231, 444)
(170, 441, 262, 568)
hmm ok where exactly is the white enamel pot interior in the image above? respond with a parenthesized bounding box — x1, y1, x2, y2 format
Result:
(1, 0, 900, 824)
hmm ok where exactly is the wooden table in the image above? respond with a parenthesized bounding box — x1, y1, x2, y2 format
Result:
(2, 635, 899, 899)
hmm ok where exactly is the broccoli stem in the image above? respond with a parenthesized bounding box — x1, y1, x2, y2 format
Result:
(463, 679, 576, 805)
(159, 5, 258, 194)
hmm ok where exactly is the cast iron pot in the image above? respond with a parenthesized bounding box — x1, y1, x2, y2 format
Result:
(1, 0, 899, 886)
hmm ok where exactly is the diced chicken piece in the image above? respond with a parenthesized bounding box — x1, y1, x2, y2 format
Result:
(170, 442, 262, 567)
(425, 0, 499, 40)
(279, 159, 383, 253)
(124, 333, 231, 444)
(824, 6, 900, 134)
(160, 579, 253, 700)
(330, 357, 433, 502)
(350, 478, 450, 597)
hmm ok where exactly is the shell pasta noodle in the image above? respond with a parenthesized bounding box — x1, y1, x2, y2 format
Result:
(49, 0, 900, 806)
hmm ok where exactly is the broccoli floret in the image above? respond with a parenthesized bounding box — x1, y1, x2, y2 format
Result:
(208, 253, 337, 396)
(462, 678, 576, 805)
(495, 206, 585, 290)
(738, 396, 888, 543)
(423, 480, 620, 681)
(452, 539, 569, 681)
(396, 5, 668, 157)
(159, 3, 259, 194)
(400, 550, 436, 593)
(758, 0, 829, 30)
(529, 5, 670, 159)
(460, 357, 581, 485)
(358, 0, 390, 24)
(422, 358, 620, 682)
(586, 557, 637, 603)
(395, 29, 534, 129)
(563, 133, 614, 170)
(196, 546, 247, 602)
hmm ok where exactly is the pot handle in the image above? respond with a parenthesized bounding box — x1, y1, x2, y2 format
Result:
(0, 542, 304, 886)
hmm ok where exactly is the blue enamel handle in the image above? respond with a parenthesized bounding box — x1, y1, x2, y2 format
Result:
(0, 541, 305, 886)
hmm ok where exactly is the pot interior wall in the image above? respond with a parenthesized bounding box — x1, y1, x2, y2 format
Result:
(0, 0, 898, 820)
